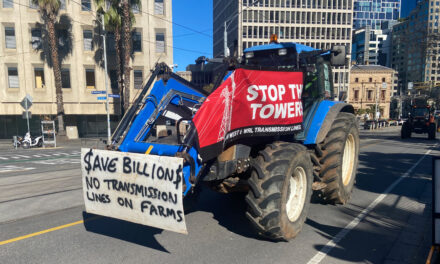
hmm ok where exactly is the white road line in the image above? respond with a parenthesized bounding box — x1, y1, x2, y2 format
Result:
(52, 153, 62, 156)
(0, 157, 8, 160)
(307, 146, 436, 264)
(32, 155, 42, 158)
(15, 155, 30, 158)
(39, 154, 51, 157)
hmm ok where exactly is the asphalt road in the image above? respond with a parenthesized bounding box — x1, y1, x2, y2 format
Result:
(0, 128, 437, 264)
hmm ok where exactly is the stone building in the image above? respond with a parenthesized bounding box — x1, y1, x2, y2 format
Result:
(0, 0, 172, 138)
(349, 65, 397, 119)
(213, 0, 354, 96)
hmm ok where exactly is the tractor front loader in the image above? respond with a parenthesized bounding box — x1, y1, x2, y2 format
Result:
(81, 40, 359, 241)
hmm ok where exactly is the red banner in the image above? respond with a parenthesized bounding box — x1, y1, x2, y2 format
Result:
(193, 68, 304, 161)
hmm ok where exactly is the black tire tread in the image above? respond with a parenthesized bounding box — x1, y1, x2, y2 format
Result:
(246, 142, 312, 241)
(317, 112, 359, 204)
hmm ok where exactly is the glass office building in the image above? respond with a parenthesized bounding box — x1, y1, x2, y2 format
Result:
(353, 0, 401, 29)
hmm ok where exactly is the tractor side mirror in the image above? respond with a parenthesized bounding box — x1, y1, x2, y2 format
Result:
(330, 45, 346, 66)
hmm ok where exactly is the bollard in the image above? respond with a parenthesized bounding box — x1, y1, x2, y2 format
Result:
(13, 136, 17, 149)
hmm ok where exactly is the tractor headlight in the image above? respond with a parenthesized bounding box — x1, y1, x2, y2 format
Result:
(278, 48, 287, 56)
(245, 52, 254, 59)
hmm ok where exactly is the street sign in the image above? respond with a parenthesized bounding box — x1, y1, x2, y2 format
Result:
(22, 111, 31, 119)
(408, 82, 413, 90)
(382, 82, 387, 89)
(97, 96, 107, 100)
(91, 91, 106, 95)
(20, 94, 33, 110)
(108, 94, 120, 98)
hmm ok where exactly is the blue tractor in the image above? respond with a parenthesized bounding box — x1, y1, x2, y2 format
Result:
(91, 41, 359, 241)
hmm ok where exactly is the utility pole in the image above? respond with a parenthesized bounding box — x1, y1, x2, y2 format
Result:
(101, 15, 112, 144)
(375, 82, 379, 121)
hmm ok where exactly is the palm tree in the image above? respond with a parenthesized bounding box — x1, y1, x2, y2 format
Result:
(95, 0, 123, 110)
(32, 0, 66, 136)
(121, 0, 141, 112)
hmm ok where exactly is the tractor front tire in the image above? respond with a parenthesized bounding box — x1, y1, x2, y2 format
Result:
(317, 112, 359, 205)
(401, 122, 411, 139)
(428, 123, 437, 140)
(246, 143, 313, 241)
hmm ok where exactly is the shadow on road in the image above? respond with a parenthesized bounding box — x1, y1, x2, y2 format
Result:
(82, 211, 169, 253)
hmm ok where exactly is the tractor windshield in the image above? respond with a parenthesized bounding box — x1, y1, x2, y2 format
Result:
(413, 108, 429, 117)
(243, 48, 297, 69)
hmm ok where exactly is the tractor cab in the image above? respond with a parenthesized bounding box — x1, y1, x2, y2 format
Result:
(242, 37, 345, 115)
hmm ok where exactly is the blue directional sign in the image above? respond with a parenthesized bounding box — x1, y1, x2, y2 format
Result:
(97, 96, 107, 100)
(108, 94, 120, 98)
(91, 91, 106, 95)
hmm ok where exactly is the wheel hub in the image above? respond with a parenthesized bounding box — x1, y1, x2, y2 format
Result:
(341, 134, 355, 186)
(286, 166, 307, 222)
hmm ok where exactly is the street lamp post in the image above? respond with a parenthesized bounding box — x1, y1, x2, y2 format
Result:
(375, 81, 379, 121)
(101, 15, 111, 144)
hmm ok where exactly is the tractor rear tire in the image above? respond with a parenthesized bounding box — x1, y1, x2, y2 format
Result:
(317, 112, 359, 205)
(428, 123, 436, 140)
(401, 122, 411, 139)
(246, 142, 313, 241)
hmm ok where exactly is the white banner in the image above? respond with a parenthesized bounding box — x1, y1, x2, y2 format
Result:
(81, 148, 187, 234)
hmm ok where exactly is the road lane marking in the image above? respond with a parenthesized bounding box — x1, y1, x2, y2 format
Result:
(0, 157, 8, 160)
(307, 145, 436, 264)
(0, 220, 84, 246)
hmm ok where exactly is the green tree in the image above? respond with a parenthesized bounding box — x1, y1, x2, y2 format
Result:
(32, 0, 66, 135)
(121, 0, 141, 112)
(95, 0, 123, 111)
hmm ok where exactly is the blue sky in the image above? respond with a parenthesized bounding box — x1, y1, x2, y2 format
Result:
(172, 0, 213, 71)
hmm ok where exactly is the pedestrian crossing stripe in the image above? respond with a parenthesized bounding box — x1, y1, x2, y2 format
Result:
(0, 151, 80, 161)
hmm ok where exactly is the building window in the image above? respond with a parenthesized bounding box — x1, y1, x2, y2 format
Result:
(61, 68, 71, 88)
(367, 90, 372, 100)
(5, 27, 16, 49)
(2, 0, 12, 8)
(83, 30, 93, 51)
(85, 68, 95, 89)
(369, 77, 372, 82)
(134, 70, 143, 89)
(354, 90, 359, 100)
(60, 0, 66, 9)
(81, 0, 91, 11)
(132, 3, 140, 13)
(132, 31, 142, 52)
(31, 28, 42, 49)
(29, 0, 38, 9)
(34, 68, 45, 89)
(381, 90, 385, 101)
(154, 0, 164, 15)
(355, 77, 359, 82)
(155, 32, 165, 53)
(382, 77, 385, 82)
(8, 67, 19, 88)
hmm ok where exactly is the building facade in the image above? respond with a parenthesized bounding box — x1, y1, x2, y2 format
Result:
(391, 0, 440, 92)
(353, 0, 400, 30)
(349, 65, 397, 118)
(352, 21, 396, 66)
(213, 0, 354, 96)
(0, 0, 172, 138)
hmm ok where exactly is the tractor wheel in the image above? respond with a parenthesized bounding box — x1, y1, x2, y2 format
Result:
(246, 143, 312, 241)
(316, 112, 359, 205)
(401, 122, 411, 139)
(428, 123, 437, 140)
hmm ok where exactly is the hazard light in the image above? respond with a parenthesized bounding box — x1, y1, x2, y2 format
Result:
(270, 34, 278, 43)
